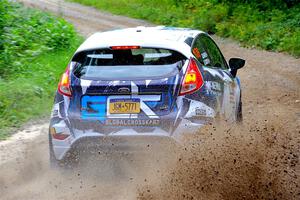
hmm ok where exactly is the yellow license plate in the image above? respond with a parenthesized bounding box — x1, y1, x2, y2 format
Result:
(109, 98, 140, 114)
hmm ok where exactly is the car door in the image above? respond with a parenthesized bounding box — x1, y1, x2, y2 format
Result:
(191, 33, 240, 121)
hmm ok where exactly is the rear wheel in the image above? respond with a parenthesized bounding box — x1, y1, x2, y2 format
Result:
(49, 133, 76, 169)
(49, 133, 62, 169)
(237, 98, 243, 122)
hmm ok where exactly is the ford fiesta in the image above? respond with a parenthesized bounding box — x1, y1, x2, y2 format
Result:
(49, 26, 245, 166)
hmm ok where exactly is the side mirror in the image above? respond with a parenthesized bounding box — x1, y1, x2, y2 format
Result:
(229, 58, 245, 77)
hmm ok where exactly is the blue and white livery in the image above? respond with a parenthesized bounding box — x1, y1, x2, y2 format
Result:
(49, 26, 245, 165)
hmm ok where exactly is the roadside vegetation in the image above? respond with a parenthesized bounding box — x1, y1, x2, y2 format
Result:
(70, 0, 300, 57)
(0, 1, 83, 139)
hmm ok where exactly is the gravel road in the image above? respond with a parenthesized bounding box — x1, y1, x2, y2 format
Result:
(0, 0, 299, 199)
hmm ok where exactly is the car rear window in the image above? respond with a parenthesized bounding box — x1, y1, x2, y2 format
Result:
(72, 48, 186, 80)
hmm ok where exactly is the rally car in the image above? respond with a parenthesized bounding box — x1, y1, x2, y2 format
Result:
(49, 26, 245, 166)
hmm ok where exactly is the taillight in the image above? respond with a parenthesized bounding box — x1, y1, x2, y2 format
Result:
(179, 58, 204, 96)
(110, 45, 140, 50)
(50, 127, 69, 140)
(58, 67, 72, 97)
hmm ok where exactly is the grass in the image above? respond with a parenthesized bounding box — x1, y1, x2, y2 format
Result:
(0, 46, 82, 139)
(68, 0, 300, 57)
(0, 1, 83, 139)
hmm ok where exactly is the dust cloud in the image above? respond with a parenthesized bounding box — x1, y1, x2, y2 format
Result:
(137, 119, 299, 200)
(1, 116, 298, 200)
(0, 134, 177, 200)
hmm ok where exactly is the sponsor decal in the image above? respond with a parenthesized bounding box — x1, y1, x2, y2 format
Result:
(206, 81, 221, 91)
(205, 81, 222, 96)
(201, 51, 208, 59)
(195, 108, 206, 116)
(105, 119, 160, 126)
(192, 47, 201, 59)
(51, 109, 59, 118)
(204, 58, 211, 66)
(81, 96, 107, 120)
(51, 102, 63, 118)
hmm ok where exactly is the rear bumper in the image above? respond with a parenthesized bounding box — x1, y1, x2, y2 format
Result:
(50, 119, 203, 161)
(54, 135, 179, 160)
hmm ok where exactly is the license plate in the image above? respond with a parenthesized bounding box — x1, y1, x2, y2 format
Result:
(109, 98, 140, 114)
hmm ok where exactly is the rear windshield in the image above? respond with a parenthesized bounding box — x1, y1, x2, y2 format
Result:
(72, 48, 186, 80)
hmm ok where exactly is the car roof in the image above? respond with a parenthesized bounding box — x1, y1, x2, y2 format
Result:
(76, 26, 204, 58)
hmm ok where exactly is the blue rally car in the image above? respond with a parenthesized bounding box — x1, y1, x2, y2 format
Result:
(49, 26, 245, 166)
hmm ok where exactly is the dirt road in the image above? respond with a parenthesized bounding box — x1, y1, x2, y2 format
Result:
(1, 0, 299, 199)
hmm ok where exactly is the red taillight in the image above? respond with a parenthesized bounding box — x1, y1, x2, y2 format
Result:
(50, 128, 69, 140)
(179, 58, 204, 96)
(52, 133, 69, 140)
(110, 45, 140, 50)
(58, 67, 72, 97)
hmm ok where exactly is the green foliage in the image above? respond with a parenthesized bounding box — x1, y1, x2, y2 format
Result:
(0, 1, 77, 78)
(0, 1, 83, 139)
(0, 48, 82, 139)
(216, 0, 299, 9)
(69, 0, 300, 57)
(0, 0, 10, 63)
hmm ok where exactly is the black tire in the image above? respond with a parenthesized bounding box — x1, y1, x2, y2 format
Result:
(49, 133, 79, 170)
(49, 133, 61, 169)
(237, 99, 243, 123)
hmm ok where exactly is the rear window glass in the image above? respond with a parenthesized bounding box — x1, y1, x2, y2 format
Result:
(72, 48, 186, 80)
